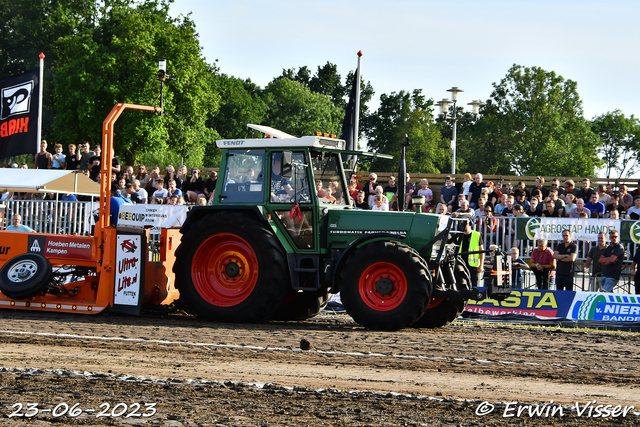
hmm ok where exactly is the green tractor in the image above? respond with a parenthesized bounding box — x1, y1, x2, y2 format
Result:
(174, 125, 510, 330)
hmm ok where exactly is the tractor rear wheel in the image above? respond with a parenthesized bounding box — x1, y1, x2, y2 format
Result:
(269, 289, 331, 321)
(174, 213, 289, 323)
(0, 253, 52, 299)
(339, 241, 430, 331)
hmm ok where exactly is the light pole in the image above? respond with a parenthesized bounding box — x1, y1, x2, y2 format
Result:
(156, 59, 170, 115)
(436, 87, 484, 175)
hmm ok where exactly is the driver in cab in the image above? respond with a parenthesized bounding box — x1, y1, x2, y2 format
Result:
(270, 153, 294, 203)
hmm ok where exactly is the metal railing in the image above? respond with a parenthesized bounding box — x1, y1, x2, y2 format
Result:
(4, 199, 96, 235)
(452, 215, 637, 294)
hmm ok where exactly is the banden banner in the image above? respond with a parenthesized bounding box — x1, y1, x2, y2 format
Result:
(0, 69, 39, 158)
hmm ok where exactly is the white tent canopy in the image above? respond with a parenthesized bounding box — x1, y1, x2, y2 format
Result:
(0, 169, 101, 196)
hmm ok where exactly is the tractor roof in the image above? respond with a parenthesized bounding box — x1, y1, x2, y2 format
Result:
(216, 124, 346, 150)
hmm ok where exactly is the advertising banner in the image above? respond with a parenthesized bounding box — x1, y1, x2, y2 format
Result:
(117, 204, 187, 233)
(465, 289, 575, 318)
(114, 234, 142, 307)
(569, 292, 640, 321)
(516, 218, 620, 242)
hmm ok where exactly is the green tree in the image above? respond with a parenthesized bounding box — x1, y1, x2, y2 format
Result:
(461, 64, 601, 177)
(591, 110, 640, 178)
(365, 90, 449, 173)
(261, 78, 343, 137)
(209, 74, 267, 139)
(52, 0, 218, 166)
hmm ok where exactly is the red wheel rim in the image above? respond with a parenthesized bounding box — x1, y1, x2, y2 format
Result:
(427, 296, 443, 309)
(191, 233, 259, 307)
(358, 262, 408, 311)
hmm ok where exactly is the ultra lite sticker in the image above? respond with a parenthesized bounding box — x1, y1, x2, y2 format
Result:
(114, 235, 142, 306)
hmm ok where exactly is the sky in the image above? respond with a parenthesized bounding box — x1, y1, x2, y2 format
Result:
(169, 0, 640, 121)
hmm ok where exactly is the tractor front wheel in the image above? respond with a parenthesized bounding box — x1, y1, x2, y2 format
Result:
(339, 241, 430, 331)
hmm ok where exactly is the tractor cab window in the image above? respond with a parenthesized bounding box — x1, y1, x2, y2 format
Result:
(220, 149, 265, 203)
(310, 151, 346, 205)
(270, 151, 311, 204)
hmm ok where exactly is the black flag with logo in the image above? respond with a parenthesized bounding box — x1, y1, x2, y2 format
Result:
(0, 68, 40, 158)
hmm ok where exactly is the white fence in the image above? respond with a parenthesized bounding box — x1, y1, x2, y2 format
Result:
(3, 199, 95, 235)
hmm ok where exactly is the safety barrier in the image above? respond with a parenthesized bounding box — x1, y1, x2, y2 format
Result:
(4, 199, 96, 236)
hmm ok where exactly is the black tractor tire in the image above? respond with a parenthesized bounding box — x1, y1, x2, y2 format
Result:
(412, 257, 472, 329)
(0, 253, 52, 299)
(339, 241, 431, 331)
(173, 213, 289, 323)
(269, 289, 331, 321)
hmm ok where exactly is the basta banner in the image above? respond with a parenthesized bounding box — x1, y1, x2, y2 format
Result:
(0, 69, 40, 158)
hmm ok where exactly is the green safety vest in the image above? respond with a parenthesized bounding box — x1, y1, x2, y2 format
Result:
(458, 231, 482, 267)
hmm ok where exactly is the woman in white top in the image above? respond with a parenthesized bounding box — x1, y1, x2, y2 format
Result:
(371, 195, 389, 211)
(564, 193, 576, 217)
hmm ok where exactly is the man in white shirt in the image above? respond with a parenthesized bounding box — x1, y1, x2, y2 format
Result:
(133, 179, 148, 204)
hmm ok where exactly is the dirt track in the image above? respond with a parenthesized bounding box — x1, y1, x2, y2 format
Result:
(0, 309, 639, 425)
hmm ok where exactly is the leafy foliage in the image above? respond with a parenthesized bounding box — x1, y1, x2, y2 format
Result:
(591, 110, 640, 178)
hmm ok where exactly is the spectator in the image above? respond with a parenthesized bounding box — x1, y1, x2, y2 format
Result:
(177, 165, 189, 193)
(197, 194, 208, 206)
(501, 195, 516, 216)
(577, 178, 595, 203)
(485, 181, 499, 206)
(404, 173, 416, 207)
(542, 201, 561, 217)
(383, 176, 397, 199)
(204, 171, 217, 201)
(631, 180, 640, 198)
(529, 239, 556, 290)
(151, 180, 169, 204)
(109, 185, 130, 226)
(453, 199, 474, 218)
(597, 184, 611, 206)
(584, 193, 606, 218)
(5, 214, 33, 232)
(554, 230, 578, 291)
(548, 189, 565, 215)
(109, 150, 121, 175)
(369, 186, 389, 209)
(185, 168, 204, 202)
(551, 178, 565, 197)
(531, 176, 549, 200)
(626, 196, 640, 219)
(88, 145, 102, 182)
(440, 176, 458, 212)
(167, 195, 178, 205)
(371, 195, 389, 211)
(513, 181, 530, 200)
(435, 203, 449, 215)
(35, 140, 52, 169)
(512, 204, 528, 218)
(137, 165, 150, 188)
(631, 245, 640, 295)
(51, 144, 66, 169)
(564, 179, 579, 196)
(468, 173, 485, 208)
(449, 219, 484, 286)
(363, 173, 379, 204)
(619, 184, 633, 211)
(133, 179, 148, 204)
(570, 198, 591, 218)
(564, 194, 576, 216)
(609, 209, 621, 219)
(415, 179, 433, 212)
(461, 172, 473, 198)
(121, 166, 135, 184)
(125, 183, 142, 204)
(606, 193, 626, 218)
(510, 247, 527, 287)
(167, 179, 183, 198)
(347, 181, 358, 201)
(473, 197, 488, 219)
(494, 194, 508, 216)
(598, 230, 624, 293)
(355, 191, 370, 210)
(329, 180, 343, 202)
(583, 232, 608, 290)
(316, 180, 327, 198)
(76, 142, 93, 171)
(66, 144, 79, 170)
(514, 192, 531, 211)
(163, 165, 177, 188)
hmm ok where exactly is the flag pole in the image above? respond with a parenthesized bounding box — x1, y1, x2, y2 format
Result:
(37, 52, 44, 152)
(353, 51, 362, 152)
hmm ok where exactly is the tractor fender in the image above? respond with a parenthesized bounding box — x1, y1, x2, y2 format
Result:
(180, 206, 268, 235)
(329, 233, 408, 294)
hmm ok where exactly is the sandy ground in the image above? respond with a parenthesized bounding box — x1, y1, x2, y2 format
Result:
(0, 309, 639, 426)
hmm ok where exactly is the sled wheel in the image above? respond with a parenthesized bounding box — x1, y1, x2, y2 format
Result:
(269, 290, 331, 321)
(0, 253, 52, 299)
(174, 213, 289, 323)
(340, 241, 430, 331)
